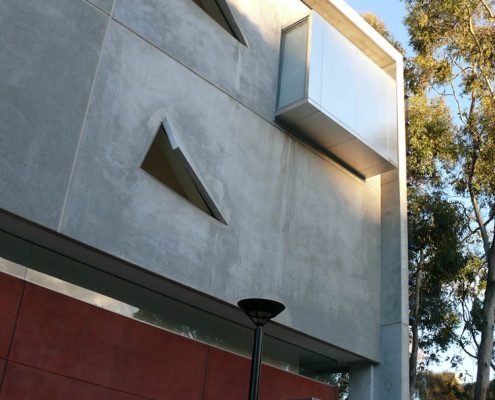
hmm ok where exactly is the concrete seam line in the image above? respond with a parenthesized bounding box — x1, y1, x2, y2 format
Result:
(56, 6, 114, 233)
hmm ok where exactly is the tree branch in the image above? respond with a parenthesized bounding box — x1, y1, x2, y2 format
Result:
(464, 90, 491, 256)
(467, 11, 495, 97)
(489, 203, 495, 256)
(470, 187, 491, 256)
(463, 214, 495, 243)
(480, 0, 495, 19)
(450, 56, 473, 79)
(449, 81, 469, 127)
(460, 338, 478, 360)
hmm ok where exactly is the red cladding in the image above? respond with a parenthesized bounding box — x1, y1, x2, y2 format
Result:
(0, 273, 24, 358)
(10, 284, 208, 399)
(1, 362, 146, 400)
(260, 363, 338, 400)
(0, 273, 337, 400)
(204, 348, 337, 400)
(204, 347, 251, 399)
(0, 358, 4, 381)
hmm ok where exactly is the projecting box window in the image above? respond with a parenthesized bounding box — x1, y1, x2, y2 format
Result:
(141, 119, 226, 224)
(192, 0, 246, 45)
(275, 12, 400, 178)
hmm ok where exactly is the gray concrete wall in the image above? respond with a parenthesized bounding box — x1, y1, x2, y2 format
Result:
(0, 0, 402, 365)
(0, 0, 108, 228)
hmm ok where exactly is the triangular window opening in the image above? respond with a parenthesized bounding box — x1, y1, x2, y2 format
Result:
(192, 0, 246, 45)
(141, 120, 226, 224)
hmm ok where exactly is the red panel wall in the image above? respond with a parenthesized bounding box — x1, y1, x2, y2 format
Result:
(0, 272, 338, 400)
(0, 273, 24, 359)
(204, 348, 337, 400)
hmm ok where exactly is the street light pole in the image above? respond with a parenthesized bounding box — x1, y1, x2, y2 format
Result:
(238, 298, 286, 400)
(248, 325, 264, 400)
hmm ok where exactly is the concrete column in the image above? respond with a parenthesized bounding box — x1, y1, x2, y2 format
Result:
(349, 364, 375, 400)
(374, 323, 409, 398)
(373, 170, 409, 399)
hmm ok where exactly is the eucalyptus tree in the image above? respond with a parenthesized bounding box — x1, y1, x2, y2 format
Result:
(404, 1, 495, 398)
(408, 188, 469, 396)
(406, 92, 469, 398)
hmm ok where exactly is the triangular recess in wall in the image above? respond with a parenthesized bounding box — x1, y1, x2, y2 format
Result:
(192, 0, 247, 45)
(141, 119, 226, 224)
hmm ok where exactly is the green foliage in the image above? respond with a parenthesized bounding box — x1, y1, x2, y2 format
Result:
(405, 0, 495, 92)
(409, 190, 468, 362)
(405, 0, 495, 203)
(407, 94, 455, 185)
(361, 12, 405, 55)
(416, 371, 468, 400)
(317, 373, 349, 400)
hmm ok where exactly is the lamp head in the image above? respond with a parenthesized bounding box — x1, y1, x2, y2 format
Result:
(238, 298, 285, 327)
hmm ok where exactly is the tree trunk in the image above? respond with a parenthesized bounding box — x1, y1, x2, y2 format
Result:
(474, 250, 495, 400)
(410, 264, 422, 399)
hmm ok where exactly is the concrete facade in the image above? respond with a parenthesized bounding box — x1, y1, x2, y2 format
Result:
(0, 0, 408, 398)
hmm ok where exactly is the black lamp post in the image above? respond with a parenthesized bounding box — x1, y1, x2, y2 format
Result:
(238, 298, 285, 400)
